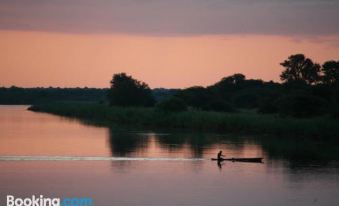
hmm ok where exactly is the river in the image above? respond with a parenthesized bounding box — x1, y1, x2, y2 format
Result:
(0, 105, 338, 206)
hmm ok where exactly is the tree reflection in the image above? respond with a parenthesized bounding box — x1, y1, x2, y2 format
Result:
(106, 127, 339, 173)
(108, 129, 147, 156)
(156, 133, 186, 152)
(156, 133, 220, 158)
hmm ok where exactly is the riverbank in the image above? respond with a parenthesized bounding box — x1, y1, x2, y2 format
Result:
(28, 102, 339, 140)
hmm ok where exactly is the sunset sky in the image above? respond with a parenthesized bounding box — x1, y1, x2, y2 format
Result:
(1, 0, 339, 88)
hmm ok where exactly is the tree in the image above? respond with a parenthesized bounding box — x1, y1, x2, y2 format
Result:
(208, 74, 246, 100)
(280, 54, 320, 85)
(176, 86, 211, 109)
(276, 92, 327, 118)
(108, 73, 155, 107)
(215, 73, 246, 86)
(322, 60, 339, 85)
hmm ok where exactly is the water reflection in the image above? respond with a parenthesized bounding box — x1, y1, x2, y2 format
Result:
(106, 126, 339, 174)
(108, 131, 147, 156)
(1, 106, 339, 206)
(259, 136, 339, 173)
(1, 105, 338, 173)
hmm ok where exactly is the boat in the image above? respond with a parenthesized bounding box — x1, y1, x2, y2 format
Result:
(211, 157, 263, 163)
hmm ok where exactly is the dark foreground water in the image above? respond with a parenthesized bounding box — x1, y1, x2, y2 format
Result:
(0, 106, 339, 206)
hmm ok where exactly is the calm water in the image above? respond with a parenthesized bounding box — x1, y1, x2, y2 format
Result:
(0, 105, 339, 206)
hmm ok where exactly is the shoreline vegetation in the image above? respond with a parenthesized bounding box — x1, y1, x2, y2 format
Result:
(6, 53, 339, 141)
(28, 102, 339, 140)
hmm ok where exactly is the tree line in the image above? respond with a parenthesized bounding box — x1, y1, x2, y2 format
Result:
(108, 54, 339, 118)
(0, 87, 107, 104)
(1, 53, 338, 118)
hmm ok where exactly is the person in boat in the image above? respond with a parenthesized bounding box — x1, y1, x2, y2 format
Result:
(217, 150, 225, 160)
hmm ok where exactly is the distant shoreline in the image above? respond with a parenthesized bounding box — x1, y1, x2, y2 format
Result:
(28, 102, 339, 141)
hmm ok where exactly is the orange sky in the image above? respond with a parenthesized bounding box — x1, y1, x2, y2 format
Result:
(1, 31, 338, 88)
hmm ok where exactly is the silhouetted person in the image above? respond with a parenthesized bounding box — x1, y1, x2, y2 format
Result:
(217, 150, 225, 160)
(216, 150, 225, 170)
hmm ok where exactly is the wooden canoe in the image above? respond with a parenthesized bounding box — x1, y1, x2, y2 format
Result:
(211, 157, 263, 163)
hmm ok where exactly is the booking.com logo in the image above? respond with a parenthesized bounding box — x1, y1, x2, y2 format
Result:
(6, 195, 92, 206)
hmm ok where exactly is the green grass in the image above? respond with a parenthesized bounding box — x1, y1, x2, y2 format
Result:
(28, 102, 339, 140)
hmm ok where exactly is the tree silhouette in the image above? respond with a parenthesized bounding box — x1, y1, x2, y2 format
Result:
(108, 73, 155, 107)
(217, 73, 245, 86)
(176, 86, 211, 109)
(208, 73, 246, 100)
(322, 61, 339, 85)
(277, 91, 326, 118)
(280, 54, 320, 85)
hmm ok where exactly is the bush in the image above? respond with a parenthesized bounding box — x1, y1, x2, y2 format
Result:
(157, 97, 187, 112)
(276, 92, 327, 118)
(258, 99, 279, 114)
(232, 93, 258, 109)
(258, 93, 281, 114)
(329, 103, 339, 119)
(175, 86, 211, 109)
(202, 99, 235, 112)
